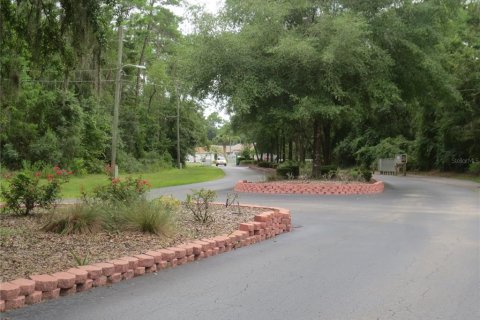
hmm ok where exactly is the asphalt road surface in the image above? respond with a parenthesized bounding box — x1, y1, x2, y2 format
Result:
(5, 167, 479, 320)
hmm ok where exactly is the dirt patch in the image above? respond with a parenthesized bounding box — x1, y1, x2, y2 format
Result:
(0, 204, 264, 282)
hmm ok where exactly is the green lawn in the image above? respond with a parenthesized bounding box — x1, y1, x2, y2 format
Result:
(2, 166, 225, 199)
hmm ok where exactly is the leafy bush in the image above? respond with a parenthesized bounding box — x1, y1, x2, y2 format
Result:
(43, 204, 103, 234)
(239, 160, 255, 166)
(152, 195, 181, 212)
(84, 158, 105, 174)
(469, 162, 480, 176)
(1, 168, 70, 215)
(276, 161, 300, 178)
(236, 156, 245, 165)
(120, 200, 174, 235)
(91, 177, 151, 204)
(347, 167, 372, 182)
(355, 136, 416, 169)
(185, 188, 217, 223)
(320, 165, 338, 175)
(361, 168, 373, 182)
(349, 168, 360, 181)
(69, 158, 88, 176)
(257, 161, 273, 168)
(241, 148, 252, 159)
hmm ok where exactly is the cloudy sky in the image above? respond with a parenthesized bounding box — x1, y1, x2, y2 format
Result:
(168, 0, 228, 119)
(169, 0, 225, 34)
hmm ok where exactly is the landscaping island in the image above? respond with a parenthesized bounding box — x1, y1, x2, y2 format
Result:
(0, 203, 292, 312)
(235, 180, 384, 195)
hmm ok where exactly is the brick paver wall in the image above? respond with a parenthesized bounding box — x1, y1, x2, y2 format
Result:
(0, 205, 292, 312)
(235, 180, 384, 195)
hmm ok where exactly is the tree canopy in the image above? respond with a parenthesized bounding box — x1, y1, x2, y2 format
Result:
(182, 0, 480, 174)
(1, 0, 479, 175)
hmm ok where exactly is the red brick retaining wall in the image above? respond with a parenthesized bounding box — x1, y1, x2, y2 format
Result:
(235, 180, 384, 195)
(0, 205, 292, 312)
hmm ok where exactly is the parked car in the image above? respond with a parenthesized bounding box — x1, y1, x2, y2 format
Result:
(216, 156, 227, 166)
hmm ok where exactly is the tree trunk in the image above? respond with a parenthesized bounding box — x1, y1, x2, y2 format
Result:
(321, 122, 332, 164)
(298, 136, 305, 164)
(288, 139, 293, 161)
(135, 0, 155, 99)
(253, 142, 259, 161)
(95, 47, 101, 96)
(311, 117, 322, 178)
(282, 134, 286, 162)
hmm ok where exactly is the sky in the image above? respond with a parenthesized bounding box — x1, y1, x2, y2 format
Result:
(167, 0, 228, 120)
(169, 0, 225, 34)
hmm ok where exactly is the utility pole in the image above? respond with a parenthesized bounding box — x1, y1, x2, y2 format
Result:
(111, 19, 124, 179)
(175, 82, 182, 169)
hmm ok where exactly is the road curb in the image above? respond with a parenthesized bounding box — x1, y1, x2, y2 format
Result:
(234, 180, 384, 195)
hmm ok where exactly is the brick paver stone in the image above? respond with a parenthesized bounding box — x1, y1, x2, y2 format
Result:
(93, 263, 116, 277)
(29, 275, 58, 292)
(0, 282, 20, 300)
(66, 268, 88, 284)
(25, 291, 42, 305)
(52, 272, 76, 289)
(9, 279, 35, 296)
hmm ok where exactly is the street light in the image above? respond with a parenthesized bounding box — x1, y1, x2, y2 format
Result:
(111, 63, 146, 178)
(110, 55, 146, 178)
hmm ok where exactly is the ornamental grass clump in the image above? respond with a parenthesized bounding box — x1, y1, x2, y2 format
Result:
(43, 176, 175, 235)
(120, 200, 174, 235)
(43, 203, 103, 235)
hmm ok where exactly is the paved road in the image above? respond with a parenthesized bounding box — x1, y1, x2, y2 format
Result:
(5, 168, 480, 320)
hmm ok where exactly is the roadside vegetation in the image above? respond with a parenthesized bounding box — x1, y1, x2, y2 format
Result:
(0, 166, 255, 282)
(1, 166, 224, 199)
(1, 1, 478, 189)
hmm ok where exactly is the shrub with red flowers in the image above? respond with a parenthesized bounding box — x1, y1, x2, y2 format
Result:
(1, 167, 71, 215)
(91, 176, 152, 205)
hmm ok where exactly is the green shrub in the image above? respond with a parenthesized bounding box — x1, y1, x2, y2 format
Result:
(185, 188, 217, 223)
(469, 162, 480, 176)
(69, 158, 88, 176)
(92, 177, 151, 204)
(84, 158, 105, 174)
(1, 168, 69, 215)
(153, 195, 181, 212)
(241, 148, 252, 159)
(239, 160, 255, 166)
(320, 165, 338, 175)
(120, 200, 174, 235)
(349, 168, 360, 181)
(43, 204, 103, 234)
(257, 161, 272, 168)
(361, 168, 373, 182)
(117, 151, 144, 173)
(276, 162, 300, 178)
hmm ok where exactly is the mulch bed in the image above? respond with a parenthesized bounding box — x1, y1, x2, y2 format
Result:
(0, 204, 264, 282)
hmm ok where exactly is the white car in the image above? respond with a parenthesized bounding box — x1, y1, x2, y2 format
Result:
(216, 156, 227, 166)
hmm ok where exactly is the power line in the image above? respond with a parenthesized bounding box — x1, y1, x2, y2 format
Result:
(1, 77, 167, 88)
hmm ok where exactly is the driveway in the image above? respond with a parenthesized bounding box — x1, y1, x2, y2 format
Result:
(5, 167, 480, 320)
